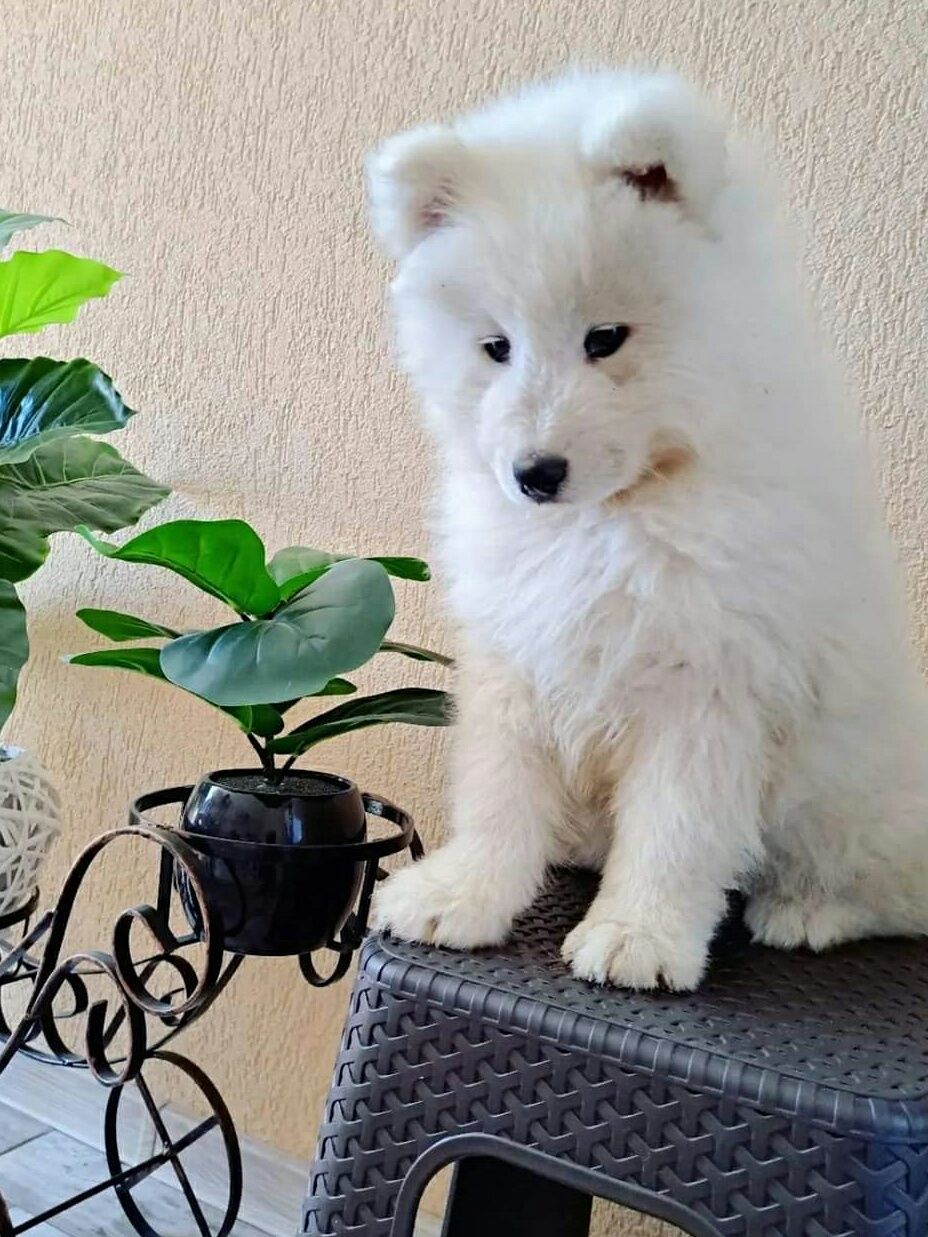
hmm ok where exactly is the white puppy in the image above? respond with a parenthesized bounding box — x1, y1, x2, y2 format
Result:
(368, 71, 928, 990)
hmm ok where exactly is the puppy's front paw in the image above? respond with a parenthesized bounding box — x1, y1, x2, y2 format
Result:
(373, 855, 514, 949)
(561, 916, 707, 991)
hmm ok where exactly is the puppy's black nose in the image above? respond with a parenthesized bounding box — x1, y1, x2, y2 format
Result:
(513, 454, 569, 503)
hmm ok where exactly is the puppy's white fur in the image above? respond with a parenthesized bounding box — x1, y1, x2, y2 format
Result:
(368, 71, 928, 990)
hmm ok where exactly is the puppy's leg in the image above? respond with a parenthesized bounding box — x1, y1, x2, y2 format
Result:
(374, 652, 563, 948)
(563, 669, 764, 990)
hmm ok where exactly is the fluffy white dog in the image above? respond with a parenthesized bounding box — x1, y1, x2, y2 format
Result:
(367, 70, 928, 990)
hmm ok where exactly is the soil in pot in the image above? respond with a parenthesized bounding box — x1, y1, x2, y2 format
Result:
(215, 772, 342, 795)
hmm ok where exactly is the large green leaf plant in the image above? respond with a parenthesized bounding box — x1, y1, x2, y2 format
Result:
(0, 210, 168, 732)
(69, 518, 453, 778)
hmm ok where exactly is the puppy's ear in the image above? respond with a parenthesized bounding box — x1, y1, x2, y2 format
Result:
(367, 124, 469, 260)
(582, 75, 727, 225)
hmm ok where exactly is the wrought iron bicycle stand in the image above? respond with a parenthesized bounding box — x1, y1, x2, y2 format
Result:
(0, 786, 418, 1237)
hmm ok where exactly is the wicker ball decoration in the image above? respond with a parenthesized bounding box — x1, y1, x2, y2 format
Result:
(0, 746, 61, 915)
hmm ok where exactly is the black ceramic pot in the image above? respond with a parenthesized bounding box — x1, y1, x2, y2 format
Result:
(177, 769, 368, 957)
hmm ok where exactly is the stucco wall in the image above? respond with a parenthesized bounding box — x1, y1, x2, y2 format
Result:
(1, 1, 925, 1231)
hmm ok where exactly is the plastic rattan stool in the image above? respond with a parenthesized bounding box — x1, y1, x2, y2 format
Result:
(301, 868, 928, 1236)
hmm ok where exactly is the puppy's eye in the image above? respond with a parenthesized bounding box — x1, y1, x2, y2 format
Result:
(584, 324, 630, 361)
(481, 335, 510, 364)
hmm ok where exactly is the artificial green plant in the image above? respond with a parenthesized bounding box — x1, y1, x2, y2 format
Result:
(0, 209, 168, 732)
(69, 518, 453, 778)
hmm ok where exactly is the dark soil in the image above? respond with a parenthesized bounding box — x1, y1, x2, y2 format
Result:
(217, 772, 345, 796)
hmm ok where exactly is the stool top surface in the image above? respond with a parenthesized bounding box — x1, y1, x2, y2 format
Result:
(378, 868, 928, 1105)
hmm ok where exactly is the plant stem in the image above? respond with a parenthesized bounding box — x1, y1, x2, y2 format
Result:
(246, 732, 275, 777)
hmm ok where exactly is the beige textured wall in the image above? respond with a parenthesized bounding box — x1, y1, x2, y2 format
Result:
(1, 0, 925, 1230)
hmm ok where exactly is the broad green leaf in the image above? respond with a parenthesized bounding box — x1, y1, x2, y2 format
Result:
(0, 581, 28, 731)
(76, 607, 180, 641)
(269, 546, 430, 602)
(372, 556, 431, 581)
(267, 546, 331, 599)
(226, 703, 285, 737)
(0, 249, 122, 338)
(0, 439, 164, 533)
(0, 438, 167, 584)
(312, 678, 357, 696)
(160, 558, 395, 706)
(68, 646, 166, 677)
(0, 357, 136, 465)
(67, 646, 286, 738)
(0, 516, 49, 583)
(77, 519, 280, 616)
(271, 688, 453, 757)
(267, 546, 331, 583)
(0, 210, 64, 250)
(380, 639, 454, 666)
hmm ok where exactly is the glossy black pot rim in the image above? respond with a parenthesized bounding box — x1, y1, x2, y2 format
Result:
(196, 767, 357, 798)
(131, 784, 415, 859)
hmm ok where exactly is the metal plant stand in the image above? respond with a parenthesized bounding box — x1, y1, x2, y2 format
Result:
(0, 788, 418, 1237)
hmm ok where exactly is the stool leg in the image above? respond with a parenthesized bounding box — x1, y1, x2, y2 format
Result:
(441, 1156, 592, 1237)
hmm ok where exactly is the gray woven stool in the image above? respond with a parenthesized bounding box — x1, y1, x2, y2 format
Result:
(301, 868, 928, 1236)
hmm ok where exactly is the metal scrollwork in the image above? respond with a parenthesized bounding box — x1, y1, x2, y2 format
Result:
(0, 792, 419, 1236)
(0, 823, 244, 1237)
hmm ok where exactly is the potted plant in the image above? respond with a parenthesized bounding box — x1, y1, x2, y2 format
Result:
(0, 208, 168, 917)
(68, 517, 452, 957)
